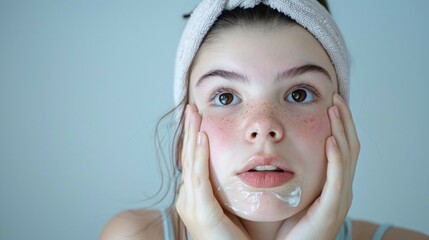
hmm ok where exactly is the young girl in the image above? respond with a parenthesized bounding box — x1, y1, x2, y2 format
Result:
(101, 0, 428, 239)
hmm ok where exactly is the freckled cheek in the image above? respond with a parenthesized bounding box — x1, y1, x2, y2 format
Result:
(283, 112, 331, 195)
(200, 114, 238, 156)
(290, 112, 331, 147)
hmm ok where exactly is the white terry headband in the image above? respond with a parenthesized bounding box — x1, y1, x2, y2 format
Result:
(174, 0, 349, 108)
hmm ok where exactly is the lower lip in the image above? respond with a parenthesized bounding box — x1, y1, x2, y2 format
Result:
(238, 171, 294, 188)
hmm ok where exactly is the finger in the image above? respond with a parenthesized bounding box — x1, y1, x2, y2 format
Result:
(193, 131, 210, 186)
(184, 106, 201, 203)
(176, 183, 186, 215)
(328, 103, 354, 212)
(193, 131, 225, 226)
(176, 105, 189, 215)
(328, 104, 354, 212)
(328, 105, 351, 172)
(185, 107, 198, 170)
(333, 94, 360, 178)
(186, 106, 202, 172)
(334, 94, 360, 159)
(319, 136, 343, 216)
(193, 131, 217, 210)
(180, 104, 194, 204)
(181, 105, 191, 179)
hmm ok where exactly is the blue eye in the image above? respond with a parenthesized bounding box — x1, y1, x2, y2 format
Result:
(286, 88, 315, 103)
(214, 91, 241, 106)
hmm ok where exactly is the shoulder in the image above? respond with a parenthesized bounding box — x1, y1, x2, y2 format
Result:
(100, 209, 165, 240)
(351, 219, 429, 240)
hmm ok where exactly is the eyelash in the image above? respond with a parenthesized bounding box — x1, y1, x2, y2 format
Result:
(287, 83, 321, 101)
(208, 86, 239, 103)
(207, 83, 321, 105)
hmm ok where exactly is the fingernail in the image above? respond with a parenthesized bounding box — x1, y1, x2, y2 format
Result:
(197, 132, 203, 145)
(333, 106, 340, 118)
(331, 136, 338, 147)
(335, 93, 345, 104)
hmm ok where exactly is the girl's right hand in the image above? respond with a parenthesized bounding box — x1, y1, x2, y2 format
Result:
(176, 105, 251, 240)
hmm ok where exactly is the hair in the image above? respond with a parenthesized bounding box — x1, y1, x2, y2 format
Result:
(193, 4, 298, 68)
(149, 1, 332, 238)
(183, 0, 330, 18)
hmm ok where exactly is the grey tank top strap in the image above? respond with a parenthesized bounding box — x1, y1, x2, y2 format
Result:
(161, 209, 175, 240)
(336, 217, 353, 240)
(372, 223, 392, 240)
(335, 217, 392, 240)
(161, 209, 193, 240)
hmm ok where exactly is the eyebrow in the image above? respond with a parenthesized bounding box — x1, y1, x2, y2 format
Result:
(195, 64, 332, 87)
(275, 64, 332, 83)
(196, 69, 249, 87)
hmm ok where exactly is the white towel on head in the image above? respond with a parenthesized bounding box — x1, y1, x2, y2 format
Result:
(174, 0, 349, 110)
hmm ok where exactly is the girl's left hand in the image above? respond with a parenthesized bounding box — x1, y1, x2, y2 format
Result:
(280, 93, 360, 240)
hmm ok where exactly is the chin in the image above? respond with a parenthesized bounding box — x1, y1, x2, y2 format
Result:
(231, 210, 296, 222)
(219, 192, 304, 222)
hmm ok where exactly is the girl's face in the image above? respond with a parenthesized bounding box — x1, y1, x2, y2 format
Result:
(189, 24, 338, 221)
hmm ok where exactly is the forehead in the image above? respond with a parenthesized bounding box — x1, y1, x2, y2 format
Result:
(190, 24, 338, 88)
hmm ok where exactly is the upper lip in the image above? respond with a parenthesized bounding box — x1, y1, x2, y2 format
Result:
(238, 155, 293, 173)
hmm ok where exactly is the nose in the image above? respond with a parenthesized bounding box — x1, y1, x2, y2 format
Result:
(245, 115, 284, 143)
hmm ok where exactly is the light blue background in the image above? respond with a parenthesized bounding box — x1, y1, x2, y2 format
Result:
(1, 1, 428, 239)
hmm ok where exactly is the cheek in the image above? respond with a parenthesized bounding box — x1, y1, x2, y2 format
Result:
(286, 110, 331, 162)
(200, 114, 238, 186)
(300, 112, 331, 143)
(288, 111, 331, 191)
(201, 115, 233, 148)
(200, 114, 237, 157)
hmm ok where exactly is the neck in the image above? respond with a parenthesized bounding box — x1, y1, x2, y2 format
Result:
(239, 209, 307, 240)
(241, 219, 283, 240)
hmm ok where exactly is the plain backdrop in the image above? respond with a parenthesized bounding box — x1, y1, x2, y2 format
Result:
(1, 0, 428, 239)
